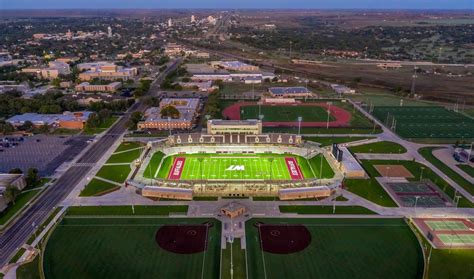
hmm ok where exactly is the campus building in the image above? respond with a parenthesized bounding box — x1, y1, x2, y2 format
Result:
(21, 61, 71, 80)
(0, 173, 27, 212)
(137, 98, 200, 130)
(164, 43, 186, 56)
(268, 87, 313, 98)
(78, 62, 137, 81)
(7, 111, 93, 130)
(330, 84, 356, 94)
(75, 82, 122, 92)
(210, 61, 259, 72)
(207, 119, 262, 135)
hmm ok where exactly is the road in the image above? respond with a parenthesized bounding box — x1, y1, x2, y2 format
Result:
(0, 58, 182, 267)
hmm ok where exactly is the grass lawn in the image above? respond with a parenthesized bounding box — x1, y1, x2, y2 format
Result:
(43, 218, 220, 279)
(0, 189, 41, 226)
(221, 238, 246, 279)
(246, 218, 423, 279)
(106, 149, 141, 164)
(241, 105, 334, 122)
(95, 165, 131, 183)
(82, 116, 119, 135)
(350, 141, 407, 154)
(16, 254, 40, 279)
(157, 153, 334, 180)
(457, 164, 474, 178)
(114, 141, 143, 152)
(79, 179, 120, 197)
(304, 136, 372, 146)
(361, 159, 473, 208)
(344, 178, 397, 207)
(427, 248, 474, 279)
(279, 205, 376, 214)
(419, 147, 474, 195)
(143, 151, 165, 179)
(66, 205, 188, 216)
(9, 248, 26, 263)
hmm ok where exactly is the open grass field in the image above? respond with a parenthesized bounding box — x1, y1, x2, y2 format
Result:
(221, 238, 246, 279)
(155, 153, 334, 181)
(95, 165, 131, 184)
(240, 105, 334, 122)
(43, 217, 220, 279)
(372, 106, 474, 139)
(350, 141, 407, 154)
(344, 178, 398, 207)
(360, 159, 473, 208)
(79, 179, 120, 197)
(246, 218, 423, 279)
(106, 149, 142, 164)
(419, 147, 474, 195)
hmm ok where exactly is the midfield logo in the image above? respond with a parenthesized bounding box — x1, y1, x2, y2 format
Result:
(226, 165, 245, 171)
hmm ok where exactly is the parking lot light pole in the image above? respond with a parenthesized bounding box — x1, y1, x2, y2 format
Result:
(297, 116, 302, 135)
(420, 167, 425, 182)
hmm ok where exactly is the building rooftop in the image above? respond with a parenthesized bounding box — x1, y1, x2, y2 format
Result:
(268, 87, 311, 95)
(209, 119, 261, 126)
(143, 98, 200, 123)
(7, 111, 92, 125)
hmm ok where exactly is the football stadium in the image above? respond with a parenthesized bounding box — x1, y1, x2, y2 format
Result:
(129, 132, 344, 200)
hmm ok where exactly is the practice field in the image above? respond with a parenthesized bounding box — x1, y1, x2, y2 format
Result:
(43, 217, 221, 279)
(240, 105, 334, 122)
(371, 106, 474, 139)
(246, 218, 424, 279)
(374, 164, 414, 177)
(223, 102, 352, 128)
(154, 153, 334, 181)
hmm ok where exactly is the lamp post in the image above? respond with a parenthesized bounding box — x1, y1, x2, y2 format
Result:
(420, 167, 425, 182)
(297, 116, 302, 135)
(167, 116, 171, 136)
(326, 102, 332, 129)
(414, 196, 420, 217)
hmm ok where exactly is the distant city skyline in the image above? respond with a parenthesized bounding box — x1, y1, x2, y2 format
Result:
(1, 0, 472, 10)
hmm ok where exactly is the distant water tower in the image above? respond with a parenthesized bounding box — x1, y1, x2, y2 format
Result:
(107, 26, 112, 38)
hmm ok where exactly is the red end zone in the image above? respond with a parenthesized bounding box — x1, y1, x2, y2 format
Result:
(168, 157, 185, 180)
(285, 157, 304, 180)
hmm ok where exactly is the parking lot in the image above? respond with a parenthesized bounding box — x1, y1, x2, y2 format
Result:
(0, 135, 91, 176)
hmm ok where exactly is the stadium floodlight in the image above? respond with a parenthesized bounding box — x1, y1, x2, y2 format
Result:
(419, 167, 425, 182)
(326, 102, 332, 129)
(297, 116, 302, 135)
(259, 114, 264, 120)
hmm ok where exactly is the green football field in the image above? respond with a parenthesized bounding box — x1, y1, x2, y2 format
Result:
(43, 217, 221, 279)
(154, 153, 334, 180)
(246, 218, 424, 279)
(240, 105, 334, 122)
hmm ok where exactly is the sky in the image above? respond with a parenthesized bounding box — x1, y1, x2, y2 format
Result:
(0, 0, 472, 10)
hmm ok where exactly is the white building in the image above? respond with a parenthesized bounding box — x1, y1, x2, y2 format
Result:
(107, 26, 112, 38)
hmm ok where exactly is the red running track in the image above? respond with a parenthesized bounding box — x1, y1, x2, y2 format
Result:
(222, 102, 352, 127)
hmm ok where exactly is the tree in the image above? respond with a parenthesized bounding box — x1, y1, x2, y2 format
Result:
(26, 168, 39, 186)
(160, 105, 180, 119)
(127, 111, 143, 130)
(3, 186, 21, 205)
(86, 113, 101, 129)
(9, 168, 23, 174)
(19, 121, 34, 132)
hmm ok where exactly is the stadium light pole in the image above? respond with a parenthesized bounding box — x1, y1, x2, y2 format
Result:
(297, 116, 302, 135)
(420, 167, 425, 182)
(326, 102, 332, 129)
